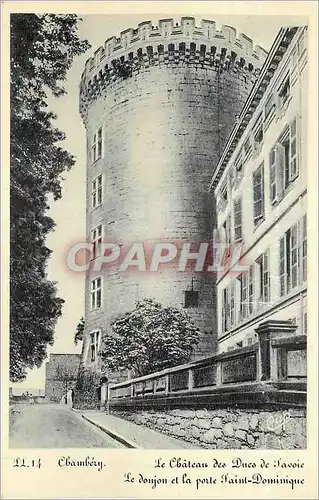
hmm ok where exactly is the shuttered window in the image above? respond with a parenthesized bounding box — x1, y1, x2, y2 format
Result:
(234, 197, 242, 241)
(269, 147, 277, 203)
(269, 116, 299, 205)
(279, 236, 286, 296)
(253, 163, 265, 225)
(256, 251, 270, 306)
(230, 282, 236, 326)
(289, 117, 298, 179)
(248, 265, 254, 315)
(291, 223, 299, 289)
(222, 287, 228, 332)
(263, 251, 270, 303)
(302, 214, 307, 282)
(239, 272, 248, 320)
(279, 220, 303, 296)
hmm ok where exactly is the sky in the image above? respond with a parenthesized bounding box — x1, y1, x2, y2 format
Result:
(11, 10, 307, 389)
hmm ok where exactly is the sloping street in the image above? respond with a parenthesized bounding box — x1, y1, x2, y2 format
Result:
(9, 404, 125, 448)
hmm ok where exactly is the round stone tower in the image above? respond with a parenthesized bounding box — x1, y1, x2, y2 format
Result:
(79, 17, 267, 376)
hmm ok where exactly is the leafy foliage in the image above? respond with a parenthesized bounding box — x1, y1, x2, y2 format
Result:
(74, 317, 85, 345)
(10, 14, 90, 381)
(73, 368, 100, 410)
(100, 298, 200, 377)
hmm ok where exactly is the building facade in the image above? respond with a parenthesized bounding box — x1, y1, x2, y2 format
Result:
(79, 17, 267, 380)
(45, 354, 80, 402)
(210, 26, 307, 353)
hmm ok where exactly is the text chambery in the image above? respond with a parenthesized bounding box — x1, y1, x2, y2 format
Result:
(57, 456, 104, 472)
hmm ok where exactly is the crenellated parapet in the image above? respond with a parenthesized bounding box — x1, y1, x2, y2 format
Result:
(79, 17, 268, 123)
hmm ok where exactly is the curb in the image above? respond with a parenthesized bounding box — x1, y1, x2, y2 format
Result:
(81, 414, 139, 449)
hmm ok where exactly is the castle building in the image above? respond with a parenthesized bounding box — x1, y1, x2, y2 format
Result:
(210, 26, 307, 356)
(45, 354, 80, 402)
(79, 17, 267, 381)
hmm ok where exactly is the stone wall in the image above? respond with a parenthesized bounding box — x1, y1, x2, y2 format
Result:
(111, 407, 306, 449)
(45, 354, 80, 403)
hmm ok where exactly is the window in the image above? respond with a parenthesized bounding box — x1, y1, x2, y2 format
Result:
(222, 214, 231, 249)
(302, 215, 307, 282)
(91, 224, 103, 260)
(90, 331, 100, 362)
(233, 197, 242, 241)
(269, 117, 299, 204)
(253, 115, 263, 147)
(92, 175, 103, 209)
(253, 163, 264, 225)
(256, 251, 270, 306)
(221, 283, 236, 333)
(279, 219, 306, 296)
(290, 223, 299, 289)
(222, 287, 229, 333)
(289, 117, 298, 179)
(278, 74, 290, 107)
(238, 272, 248, 320)
(184, 290, 199, 308)
(230, 282, 236, 327)
(92, 127, 103, 163)
(91, 277, 102, 310)
(269, 146, 277, 203)
(248, 265, 254, 315)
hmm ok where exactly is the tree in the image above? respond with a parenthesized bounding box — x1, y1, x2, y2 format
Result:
(74, 317, 85, 345)
(100, 298, 200, 377)
(10, 14, 90, 381)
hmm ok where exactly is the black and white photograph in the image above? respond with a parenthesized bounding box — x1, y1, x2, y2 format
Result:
(4, 3, 314, 460)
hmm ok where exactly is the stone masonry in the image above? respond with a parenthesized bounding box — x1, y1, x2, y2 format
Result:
(79, 18, 268, 376)
(45, 354, 80, 402)
(112, 407, 306, 450)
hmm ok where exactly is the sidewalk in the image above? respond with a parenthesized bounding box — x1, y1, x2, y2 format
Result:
(78, 410, 199, 449)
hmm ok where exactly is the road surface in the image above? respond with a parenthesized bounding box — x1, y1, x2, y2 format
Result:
(9, 404, 125, 448)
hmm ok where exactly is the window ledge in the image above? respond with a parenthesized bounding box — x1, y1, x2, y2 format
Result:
(91, 204, 103, 212)
(92, 156, 103, 166)
(270, 177, 300, 210)
(253, 217, 265, 232)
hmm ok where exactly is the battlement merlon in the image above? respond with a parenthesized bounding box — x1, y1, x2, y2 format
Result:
(80, 17, 268, 85)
